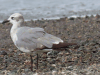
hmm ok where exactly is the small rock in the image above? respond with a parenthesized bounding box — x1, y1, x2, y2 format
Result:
(69, 17, 75, 20)
(0, 51, 7, 55)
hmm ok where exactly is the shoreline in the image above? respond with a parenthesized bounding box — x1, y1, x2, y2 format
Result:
(0, 14, 98, 23)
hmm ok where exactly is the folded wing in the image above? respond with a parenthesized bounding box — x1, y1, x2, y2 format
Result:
(15, 27, 63, 52)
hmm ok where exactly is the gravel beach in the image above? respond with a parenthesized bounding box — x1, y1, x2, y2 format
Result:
(0, 15, 100, 75)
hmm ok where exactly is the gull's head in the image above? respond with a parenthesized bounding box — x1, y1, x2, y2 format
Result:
(2, 13, 24, 25)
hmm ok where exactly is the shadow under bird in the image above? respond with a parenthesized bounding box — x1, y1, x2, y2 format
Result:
(2, 13, 78, 71)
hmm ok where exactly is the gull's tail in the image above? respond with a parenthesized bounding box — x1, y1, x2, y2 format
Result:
(35, 42, 79, 51)
(52, 42, 78, 49)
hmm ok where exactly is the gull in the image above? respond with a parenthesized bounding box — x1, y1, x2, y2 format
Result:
(2, 13, 77, 71)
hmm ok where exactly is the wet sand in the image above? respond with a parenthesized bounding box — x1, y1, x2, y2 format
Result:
(0, 15, 100, 75)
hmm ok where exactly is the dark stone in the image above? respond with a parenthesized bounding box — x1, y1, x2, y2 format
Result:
(0, 51, 7, 55)
(69, 17, 75, 20)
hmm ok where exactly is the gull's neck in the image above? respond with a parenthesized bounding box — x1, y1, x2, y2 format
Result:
(10, 22, 24, 43)
(12, 22, 24, 29)
(10, 22, 24, 35)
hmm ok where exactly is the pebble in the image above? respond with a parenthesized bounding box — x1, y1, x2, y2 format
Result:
(0, 51, 7, 55)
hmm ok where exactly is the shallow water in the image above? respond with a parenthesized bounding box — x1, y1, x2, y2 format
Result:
(0, 0, 100, 21)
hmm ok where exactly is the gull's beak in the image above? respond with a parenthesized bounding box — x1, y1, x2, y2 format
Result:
(2, 20, 9, 24)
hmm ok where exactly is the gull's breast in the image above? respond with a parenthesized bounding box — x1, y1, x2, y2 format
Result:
(11, 33, 18, 44)
(10, 29, 18, 45)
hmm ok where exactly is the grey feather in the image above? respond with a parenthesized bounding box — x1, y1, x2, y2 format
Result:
(15, 27, 63, 52)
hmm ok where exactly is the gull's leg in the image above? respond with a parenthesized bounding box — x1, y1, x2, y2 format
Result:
(37, 54, 38, 69)
(30, 55, 33, 71)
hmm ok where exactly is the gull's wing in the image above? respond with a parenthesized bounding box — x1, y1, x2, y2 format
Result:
(37, 33, 63, 48)
(15, 27, 63, 52)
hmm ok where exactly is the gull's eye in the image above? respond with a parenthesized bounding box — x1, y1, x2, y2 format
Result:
(11, 17, 14, 20)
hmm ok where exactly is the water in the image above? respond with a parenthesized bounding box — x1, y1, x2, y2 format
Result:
(0, 0, 100, 21)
